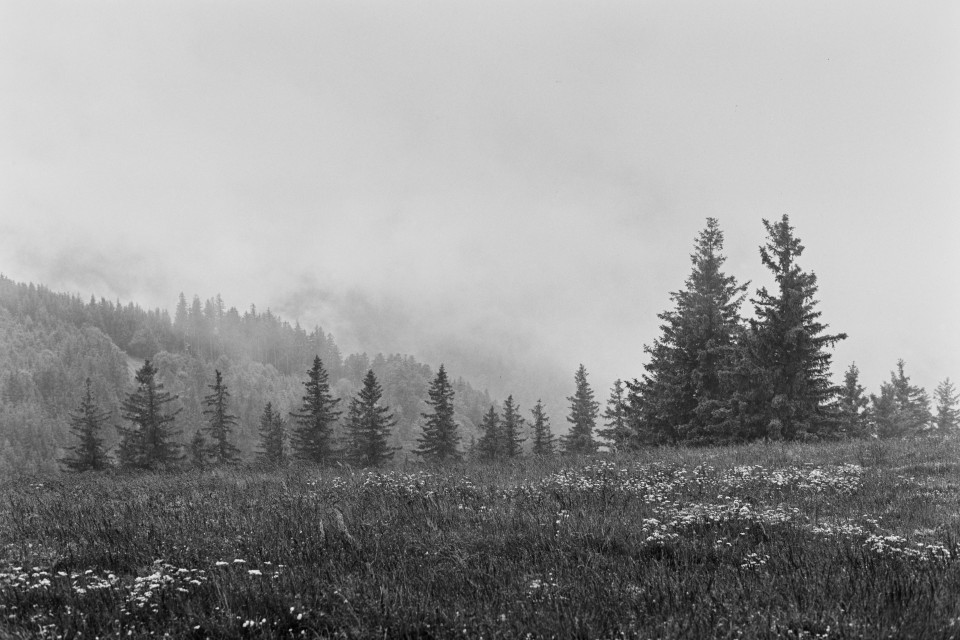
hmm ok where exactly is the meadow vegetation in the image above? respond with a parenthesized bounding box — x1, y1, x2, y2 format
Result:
(4, 435, 960, 639)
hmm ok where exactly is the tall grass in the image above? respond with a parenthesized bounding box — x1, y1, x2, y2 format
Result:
(3, 436, 960, 638)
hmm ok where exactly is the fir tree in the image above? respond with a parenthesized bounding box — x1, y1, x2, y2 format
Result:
(415, 364, 461, 462)
(257, 402, 287, 466)
(562, 364, 599, 454)
(633, 219, 749, 445)
(476, 405, 502, 461)
(530, 399, 555, 456)
(597, 379, 633, 450)
(189, 429, 208, 468)
(837, 363, 869, 437)
(343, 370, 398, 467)
(501, 395, 525, 459)
(60, 378, 111, 472)
(290, 356, 342, 465)
(742, 215, 846, 440)
(934, 378, 960, 431)
(201, 369, 241, 464)
(870, 360, 931, 437)
(119, 359, 183, 469)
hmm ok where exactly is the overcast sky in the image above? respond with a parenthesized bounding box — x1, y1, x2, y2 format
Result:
(1, 1, 958, 405)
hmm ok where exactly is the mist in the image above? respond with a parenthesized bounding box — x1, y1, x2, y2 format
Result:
(2, 0, 959, 410)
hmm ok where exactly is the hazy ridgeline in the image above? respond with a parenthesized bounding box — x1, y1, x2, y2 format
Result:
(3, 437, 960, 638)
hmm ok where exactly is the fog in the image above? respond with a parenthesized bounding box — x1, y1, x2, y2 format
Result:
(1, 1, 958, 409)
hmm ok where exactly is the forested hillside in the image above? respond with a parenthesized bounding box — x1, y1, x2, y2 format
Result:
(0, 276, 495, 475)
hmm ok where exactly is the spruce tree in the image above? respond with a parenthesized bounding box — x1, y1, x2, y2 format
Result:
(189, 429, 208, 468)
(837, 363, 869, 437)
(343, 370, 398, 467)
(290, 356, 342, 465)
(60, 378, 111, 472)
(500, 395, 526, 459)
(202, 369, 241, 464)
(257, 402, 287, 466)
(530, 399, 555, 456)
(476, 405, 502, 461)
(597, 379, 633, 450)
(870, 360, 931, 437)
(562, 364, 599, 454)
(743, 215, 846, 440)
(633, 218, 749, 445)
(934, 378, 960, 431)
(415, 364, 461, 462)
(119, 359, 183, 469)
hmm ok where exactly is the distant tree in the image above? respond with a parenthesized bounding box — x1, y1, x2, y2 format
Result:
(738, 215, 846, 440)
(60, 378, 111, 472)
(174, 293, 189, 331)
(476, 405, 502, 461)
(632, 218, 749, 444)
(869, 360, 931, 438)
(562, 364, 599, 454)
(530, 399, 555, 456)
(189, 428, 208, 468)
(343, 370, 398, 467)
(257, 402, 287, 466)
(201, 369, 241, 464)
(118, 359, 183, 469)
(934, 378, 960, 431)
(500, 395, 526, 459)
(837, 363, 869, 437)
(415, 364, 461, 463)
(598, 379, 633, 450)
(290, 356, 342, 465)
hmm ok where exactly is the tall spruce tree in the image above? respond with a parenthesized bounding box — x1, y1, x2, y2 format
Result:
(500, 395, 526, 459)
(597, 379, 633, 450)
(476, 405, 502, 461)
(290, 356, 342, 464)
(60, 378, 111, 472)
(741, 215, 846, 440)
(837, 363, 869, 437)
(343, 370, 398, 467)
(202, 369, 240, 464)
(633, 218, 748, 445)
(415, 364, 461, 462)
(562, 364, 599, 454)
(257, 402, 287, 466)
(119, 359, 183, 469)
(934, 378, 960, 431)
(530, 399, 555, 456)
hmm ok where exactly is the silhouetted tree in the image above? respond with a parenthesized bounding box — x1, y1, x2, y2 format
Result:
(201, 369, 240, 464)
(837, 363, 869, 437)
(60, 378, 111, 472)
(343, 370, 398, 467)
(257, 402, 286, 466)
(935, 378, 960, 431)
(189, 428, 208, 468)
(530, 399, 555, 456)
(290, 356, 342, 464)
(118, 359, 182, 469)
(869, 360, 931, 437)
(598, 379, 633, 450)
(415, 364, 461, 462)
(562, 364, 599, 454)
(476, 405, 502, 461)
(501, 395, 525, 459)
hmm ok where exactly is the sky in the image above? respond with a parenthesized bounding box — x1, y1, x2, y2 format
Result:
(1, 1, 958, 410)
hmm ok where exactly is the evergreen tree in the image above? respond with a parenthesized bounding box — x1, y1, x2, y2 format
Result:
(501, 395, 525, 459)
(870, 360, 931, 437)
(415, 364, 461, 462)
(934, 378, 960, 431)
(562, 364, 599, 454)
(741, 215, 846, 440)
(597, 379, 633, 450)
(189, 428, 208, 468)
(476, 405, 502, 461)
(60, 378, 111, 472)
(530, 399, 555, 456)
(837, 363, 869, 437)
(119, 359, 183, 469)
(290, 356, 342, 465)
(343, 370, 398, 467)
(201, 369, 240, 464)
(257, 402, 287, 466)
(633, 219, 749, 444)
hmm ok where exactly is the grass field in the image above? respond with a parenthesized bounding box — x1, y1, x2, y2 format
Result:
(3, 436, 960, 639)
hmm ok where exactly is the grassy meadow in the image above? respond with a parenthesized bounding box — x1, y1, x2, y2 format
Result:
(3, 437, 960, 639)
